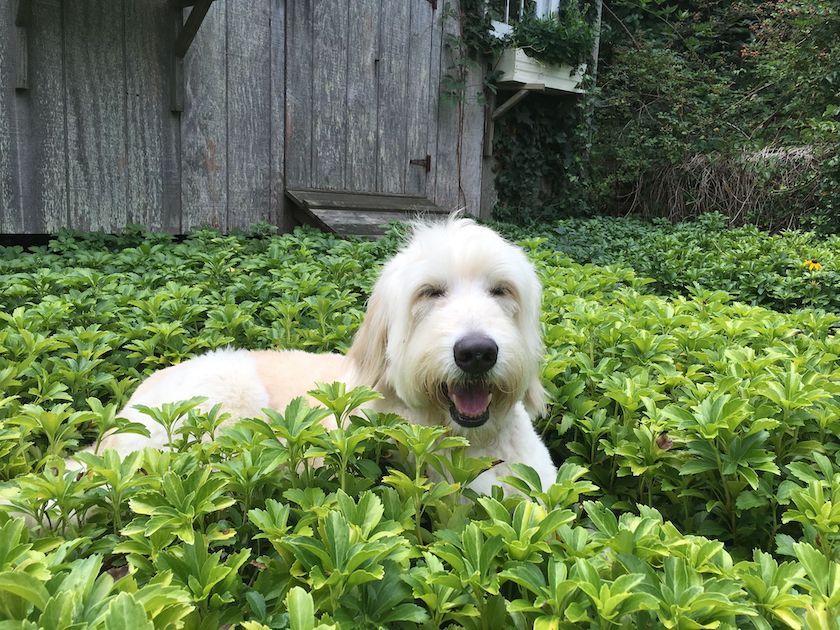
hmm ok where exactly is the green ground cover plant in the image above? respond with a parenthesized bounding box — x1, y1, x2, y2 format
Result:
(0, 225, 839, 627)
(497, 213, 840, 312)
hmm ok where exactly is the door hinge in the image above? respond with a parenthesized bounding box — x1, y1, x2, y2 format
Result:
(410, 154, 432, 173)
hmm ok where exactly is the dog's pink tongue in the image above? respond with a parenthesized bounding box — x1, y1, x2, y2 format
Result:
(450, 382, 491, 416)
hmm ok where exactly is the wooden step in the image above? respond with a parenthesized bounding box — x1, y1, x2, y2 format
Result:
(286, 188, 450, 237)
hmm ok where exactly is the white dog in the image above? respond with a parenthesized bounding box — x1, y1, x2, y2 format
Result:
(97, 218, 557, 494)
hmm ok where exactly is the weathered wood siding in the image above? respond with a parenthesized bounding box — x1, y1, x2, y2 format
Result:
(0, 0, 487, 234)
(285, 0, 487, 216)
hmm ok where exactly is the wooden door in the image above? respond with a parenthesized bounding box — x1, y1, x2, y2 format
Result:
(285, 0, 438, 197)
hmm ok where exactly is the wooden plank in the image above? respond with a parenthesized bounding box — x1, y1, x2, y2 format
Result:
(313, 209, 447, 223)
(181, 0, 227, 230)
(287, 188, 448, 237)
(0, 3, 20, 232)
(15, 26, 27, 91)
(480, 90, 497, 216)
(309, 208, 444, 236)
(296, 208, 445, 237)
(434, 0, 462, 211)
(14, 0, 30, 92)
(459, 58, 486, 216)
(311, 0, 348, 190)
(170, 8, 185, 112)
(426, 0, 443, 210)
(483, 89, 495, 157)
(286, 188, 443, 213)
(290, 203, 331, 233)
(226, 0, 271, 229)
(479, 151, 498, 218)
(284, 0, 313, 189)
(125, 0, 181, 232)
(64, 0, 127, 231)
(345, 0, 379, 192)
(492, 88, 532, 119)
(404, 0, 434, 196)
(376, 0, 411, 193)
(269, 0, 288, 229)
(22, 0, 66, 232)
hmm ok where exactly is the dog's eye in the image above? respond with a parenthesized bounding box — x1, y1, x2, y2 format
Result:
(489, 285, 511, 297)
(419, 286, 446, 299)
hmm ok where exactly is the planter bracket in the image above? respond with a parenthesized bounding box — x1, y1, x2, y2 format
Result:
(170, 0, 216, 112)
(491, 85, 543, 120)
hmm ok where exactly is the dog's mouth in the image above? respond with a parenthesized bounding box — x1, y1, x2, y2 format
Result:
(442, 382, 492, 428)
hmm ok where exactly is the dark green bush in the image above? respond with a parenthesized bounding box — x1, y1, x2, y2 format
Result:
(587, 0, 840, 230)
(492, 93, 591, 223)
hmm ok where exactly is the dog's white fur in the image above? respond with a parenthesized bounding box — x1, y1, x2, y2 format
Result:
(98, 218, 557, 494)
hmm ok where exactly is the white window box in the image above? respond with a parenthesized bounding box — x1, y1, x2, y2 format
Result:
(494, 47, 586, 94)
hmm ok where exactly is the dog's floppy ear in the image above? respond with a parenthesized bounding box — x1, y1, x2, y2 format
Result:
(521, 265, 548, 418)
(347, 283, 389, 387)
(524, 375, 547, 418)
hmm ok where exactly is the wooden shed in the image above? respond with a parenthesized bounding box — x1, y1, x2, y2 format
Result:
(0, 0, 491, 235)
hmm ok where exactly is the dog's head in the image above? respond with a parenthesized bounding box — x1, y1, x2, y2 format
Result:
(348, 217, 546, 430)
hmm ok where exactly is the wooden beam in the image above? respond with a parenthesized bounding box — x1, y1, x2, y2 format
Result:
(15, 0, 32, 26)
(287, 188, 446, 213)
(483, 91, 496, 157)
(492, 89, 529, 119)
(15, 27, 28, 90)
(13, 0, 31, 91)
(490, 83, 546, 120)
(174, 0, 214, 58)
(171, 6, 185, 111)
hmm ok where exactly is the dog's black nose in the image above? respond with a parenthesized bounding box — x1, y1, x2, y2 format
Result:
(454, 334, 498, 374)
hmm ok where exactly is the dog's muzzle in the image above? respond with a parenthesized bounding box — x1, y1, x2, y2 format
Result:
(443, 334, 499, 427)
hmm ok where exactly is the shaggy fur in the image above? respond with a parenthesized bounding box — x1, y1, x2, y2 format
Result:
(98, 218, 557, 494)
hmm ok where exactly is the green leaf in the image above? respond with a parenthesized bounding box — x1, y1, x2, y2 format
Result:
(103, 592, 154, 630)
(286, 586, 315, 630)
(0, 571, 49, 611)
(584, 501, 618, 536)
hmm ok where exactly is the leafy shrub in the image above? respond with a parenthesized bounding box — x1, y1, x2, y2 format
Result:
(588, 39, 827, 229)
(1, 225, 839, 626)
(498, 213, 840, 312)
(592, 41, 734, 183)
(588, 0, 840, 230)
(493, 93, 592, 223)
